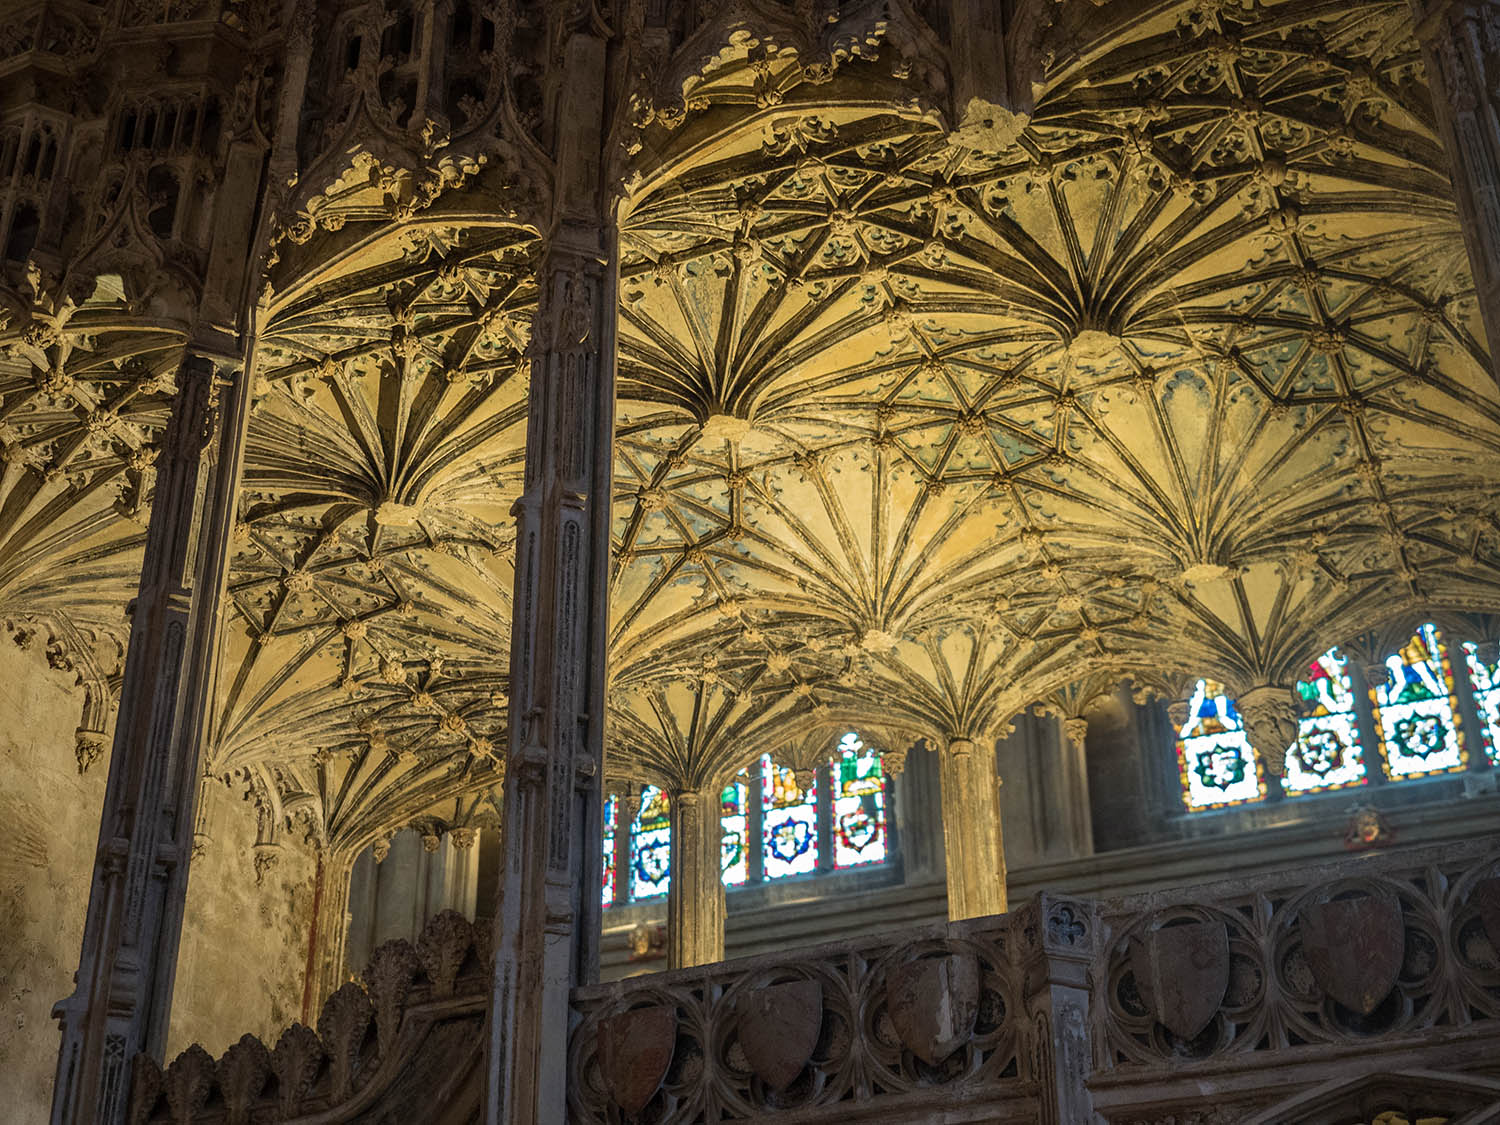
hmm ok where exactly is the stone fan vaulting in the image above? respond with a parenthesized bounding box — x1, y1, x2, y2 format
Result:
(1, 0, 1499, 1120)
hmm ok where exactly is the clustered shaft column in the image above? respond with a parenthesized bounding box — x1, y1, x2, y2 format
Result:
(667, 789, 726, 969)
(52, 348, 251, 1125)
(939, 737, 1008, 920)
(1411, 0, 1500, 386)
(487, 31, 615, 1125)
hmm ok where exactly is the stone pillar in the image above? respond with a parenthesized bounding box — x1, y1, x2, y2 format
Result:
(486, 31, 614, 1125)
(1411, 0, 1500, 385)
(1059, 718, 1096, 858)
(939, 736, 1007, 920)
(666, 789, 725, 969)
(51, 347, 251, 1125)
(305, 851, 356, 1019)
(1014, 894, 1097, 1125)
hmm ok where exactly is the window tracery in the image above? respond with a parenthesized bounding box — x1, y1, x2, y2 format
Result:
(604, 732, 893, 905)
(1179, 624, 1492, 812)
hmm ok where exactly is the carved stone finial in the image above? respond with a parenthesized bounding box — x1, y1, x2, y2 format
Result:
(1166, 700, 1191, 730)
(882, 747, 908, 775)
(421, 832, 442, 853)
(449, 827, 478, 850)
(371, 836, 391, 863)
(1063, 717, 1089, 749)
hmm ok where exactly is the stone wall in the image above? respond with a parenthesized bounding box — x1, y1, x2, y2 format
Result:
(166, 781, 319, 1058)
(0, 638, 109, 1122)
(0, 638, 319, 1120)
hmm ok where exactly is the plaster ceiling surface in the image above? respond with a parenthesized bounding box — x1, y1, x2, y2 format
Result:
(605, 0, 1500, 788)
(216, 218, 535, 845)
(4, 0, 1500, 836)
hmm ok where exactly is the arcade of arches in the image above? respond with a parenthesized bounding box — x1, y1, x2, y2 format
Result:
(2, 0, 1500, 1122)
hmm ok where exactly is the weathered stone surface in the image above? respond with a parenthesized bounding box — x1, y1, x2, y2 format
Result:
(1130, 920, 1230, 1040)
(887, 952, 981, 1066)
(598, 1006, 678, 1115)
(737, 980, 823, 1091)
(1299, 893, 1405, 1015)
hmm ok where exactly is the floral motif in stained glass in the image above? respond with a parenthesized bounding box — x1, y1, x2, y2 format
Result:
(1177, 678, 1265, 809)
(1283, 647, 1368, 793)
(720, 772, 749, 886)
(630, 786, 671, 899)
(1462, 642, 1500, 767)
(1369, 624, 1466, 779)
(831, 732, 886, 868)
(762, 756, 817, 879)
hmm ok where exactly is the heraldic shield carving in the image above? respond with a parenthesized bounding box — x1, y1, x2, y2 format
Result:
(1129, 919, 1230, 1039)
(736, 980, 823, 1091)
(1299, 892, 1405, 1015)
(1472, 876, 1500, 954)
(886, 952, 981, 1066)
(598, 1005, 678, 1114)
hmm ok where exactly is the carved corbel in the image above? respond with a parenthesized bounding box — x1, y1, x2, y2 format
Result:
(1237, 684, 1299, 778)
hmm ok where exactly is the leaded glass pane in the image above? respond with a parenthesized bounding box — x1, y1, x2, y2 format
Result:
(630, 786, 671, 899)
(1177, 678, 1265, 809)
(832, 732, 886, 869)
(762, 756, 817, 879)
(1283, 647, 1368, 793)
(720, 772, 749, 886)
(1370, 624, 1466, 779)
(1462, 642, 1500, 767)
(602, 793, 617, 907)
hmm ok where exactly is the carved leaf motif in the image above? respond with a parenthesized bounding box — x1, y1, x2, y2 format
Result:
(269, 1022, 324, 1118)
(317, 981, 374, 1100)
(418, 909, 476, 997)
(362, 938, 421, 1058)
(128, 1052, 165, 1125)
(216, 1033, 270, 1125)
(163, 1043, 215, 1124)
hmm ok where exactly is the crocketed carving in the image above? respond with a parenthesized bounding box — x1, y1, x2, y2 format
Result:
(418, 909, 476, 997)
(163, 1043, 215, 1124)
(214, 1034, 270, 1125)
(268, 1023, 323, 1119)
(317, 981, 374, 1100)
(363, 938, 421, 1058)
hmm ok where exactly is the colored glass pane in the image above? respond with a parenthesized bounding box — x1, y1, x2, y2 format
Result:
(720, 772, 749, 886)
(630, 786, 671, 899)
(1177, 678, 1265, 809)
(1283, 647, 1368, 794)
(832, 732, 886, 868)
(602, 794, 617, 907)
(762, 756, 817, 879)
(1462, 642, 1500, 767)
(1369, 624, 1466, 779)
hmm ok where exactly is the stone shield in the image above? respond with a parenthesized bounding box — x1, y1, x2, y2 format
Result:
(1129, 919, 1230, 1040)
(1299, 892, 1405, 1015)
(1471, 876, 1500, 954)
(597, 1005, 678, 1114)
(736, 979, 823, 1091)
(887, 952, 981, 1066)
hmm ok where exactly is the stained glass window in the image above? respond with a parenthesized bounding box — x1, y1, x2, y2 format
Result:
(1177, 678, 1265, 809)
(602, 794, 618, 907)
(720, 772, 749, 886)
(1369, 624, 1466, 779)
(832, 732, 887, 868)
(762, 756, 818, 879)
(1283, 647, 1368, 793)
(1463, 642, 1500, 767)
(630, 786, 672, 899)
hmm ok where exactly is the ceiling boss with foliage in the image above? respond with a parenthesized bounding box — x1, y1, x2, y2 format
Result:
(1, 0, 1498, 1121)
